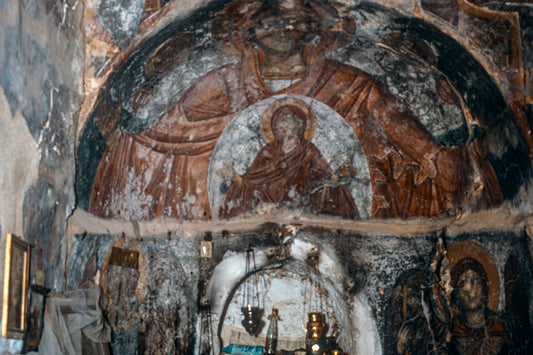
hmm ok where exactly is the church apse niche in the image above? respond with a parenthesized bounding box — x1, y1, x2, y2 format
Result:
(76, 0, 531, 222)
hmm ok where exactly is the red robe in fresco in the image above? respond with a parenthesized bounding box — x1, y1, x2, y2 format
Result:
(218, 121, 359, 219)
(89, 44, 503, 220)
(450, 313, 508, 354)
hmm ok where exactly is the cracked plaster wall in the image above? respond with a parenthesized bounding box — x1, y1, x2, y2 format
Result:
(0, 0, 83, 351)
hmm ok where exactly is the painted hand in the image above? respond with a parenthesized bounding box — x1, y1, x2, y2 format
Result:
(414, 152, 438, 186)
(396, 324, 411, 354)
(215, 162, 236, 179)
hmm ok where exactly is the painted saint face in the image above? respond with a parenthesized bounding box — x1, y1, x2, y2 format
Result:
(252, 12, 314, 55)
(275, 113, 304, 143)
(457, 269, 484, 311)
(396, 285, 422, 318)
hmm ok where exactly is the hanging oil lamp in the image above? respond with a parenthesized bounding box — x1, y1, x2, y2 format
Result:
(306, 312, 328, 341)
(240, 246, 263, 336)
(328, 346, 346, 355)
(304, 251, 329, 354)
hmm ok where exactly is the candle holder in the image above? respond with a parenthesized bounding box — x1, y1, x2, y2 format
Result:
(306, 312, 328, 340)
(240, 304, 263, 337)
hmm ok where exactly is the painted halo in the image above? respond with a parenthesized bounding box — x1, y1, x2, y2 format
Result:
(260, 96, 317, 143)
(446, 240, 500, 312)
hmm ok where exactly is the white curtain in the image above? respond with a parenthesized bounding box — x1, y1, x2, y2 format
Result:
(29, 288, 110, 355)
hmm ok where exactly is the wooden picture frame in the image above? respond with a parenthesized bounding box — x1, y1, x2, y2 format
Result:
(22, 247, 47, 353)
(2, 233, 30, 339)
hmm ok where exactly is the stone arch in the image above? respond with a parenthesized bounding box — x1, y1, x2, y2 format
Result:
(206, 238, 381, 354)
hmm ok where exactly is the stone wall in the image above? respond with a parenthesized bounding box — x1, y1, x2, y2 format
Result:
(0, 0, 83, 351)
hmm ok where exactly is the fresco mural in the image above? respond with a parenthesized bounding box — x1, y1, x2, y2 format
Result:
(70, 234, 195, 354)
(100, 238, 147, 355)
(66, 227, 533, 354)
(76, 0, 531, 222)
(383, 239, 533, 354)
(71, 0, 533, 346)
(214, 96, 361, 219)
(5, 0, 533, 354)
(383, 269, 438, 354)
(78, 1, 529, 220)
(444, 241, 508, 354)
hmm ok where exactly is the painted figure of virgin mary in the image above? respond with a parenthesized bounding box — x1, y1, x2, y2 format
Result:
(218, 97, 359, 219)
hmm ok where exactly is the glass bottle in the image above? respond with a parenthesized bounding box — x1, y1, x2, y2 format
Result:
(264, 308, 280, 354)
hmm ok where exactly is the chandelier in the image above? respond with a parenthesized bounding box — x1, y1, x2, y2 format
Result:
(304, 251, 328, 353)
(240, 246, 264, 336)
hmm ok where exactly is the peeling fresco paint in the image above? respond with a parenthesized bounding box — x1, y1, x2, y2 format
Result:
(77, 0, 532, 223)
(66, 227, 532, 354)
